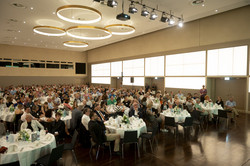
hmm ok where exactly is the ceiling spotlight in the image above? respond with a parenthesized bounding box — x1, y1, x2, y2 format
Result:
(160, 12, 168, 23)
(107, 0, 118, 7)
(169, 15, 175, 25)
(178, 17, 184, 27)
(129, 1, 137, 14)
(150, 9, 158, 20)
(141, 5, 149, 17)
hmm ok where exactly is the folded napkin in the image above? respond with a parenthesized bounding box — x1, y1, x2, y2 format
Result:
(44, 134, 52, 141)
(8, 144, 18, 153)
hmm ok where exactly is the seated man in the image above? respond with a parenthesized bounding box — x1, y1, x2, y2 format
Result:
(20, 114, 44, 131)
(88, 111, 120, 154)
(225, 97, 239, 121)
(94, 103, 107, 121)
(50, 112, 66, 142)
(21, 106, 36, 121)
(81, 108, 91, 130)
(129, 102, 143, 118)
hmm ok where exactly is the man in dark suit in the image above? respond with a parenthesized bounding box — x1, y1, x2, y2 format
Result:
(50, 112, 66, 142)
(93, 103, 107, 121)
(88, 111, 120, 153)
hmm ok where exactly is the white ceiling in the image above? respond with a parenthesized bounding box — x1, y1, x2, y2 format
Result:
(0, 0, 249, 52)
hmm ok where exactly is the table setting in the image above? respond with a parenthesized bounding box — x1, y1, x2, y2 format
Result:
(199, 102, 223, 115)
(160, 108, 191, 123)
(0, 108, 15, 122)
(104, 115, 147, 138)
(0, 129, 56, 166)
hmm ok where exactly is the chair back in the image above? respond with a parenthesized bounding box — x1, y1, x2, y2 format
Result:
(183, 117, 193, 126)
(218, 109, 227, 118)
(71, 130, 79, 148)
(165, 117, 176, 127)
(48, 144, 64, 165)
(123, 131, 138, 143)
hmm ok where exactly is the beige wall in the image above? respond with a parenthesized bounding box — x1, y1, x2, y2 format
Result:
(0, 44, 87, 86)
(87, 6, 250, 63)
(0, 44, 87, 77)
(0, 76, 85, 87)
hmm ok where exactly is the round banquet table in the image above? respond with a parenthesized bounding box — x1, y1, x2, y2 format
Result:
(200, 103, 223, 116)
(160, 109, 191, 123)
(0, 108, 15, 122)
(104, 116, 147, 138)
(0, 133, 56, 166)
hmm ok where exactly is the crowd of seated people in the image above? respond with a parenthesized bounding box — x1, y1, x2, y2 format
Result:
(0, 84, 239, 146)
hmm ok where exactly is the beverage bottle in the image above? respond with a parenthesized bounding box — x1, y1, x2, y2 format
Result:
(6, 130, 10, 142)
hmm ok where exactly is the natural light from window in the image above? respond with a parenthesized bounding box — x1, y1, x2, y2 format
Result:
(123, 58, 144, 76)
(165, 51, 206, 76)
(145, 56, 164, 76)
(111, 61, 122, 76)
(91, 63, 110, 76)
(123, 77, 144, 86)
(207, 46, 247, 76)
(165, 77, 205, 89)
(91, 77, 110, 84)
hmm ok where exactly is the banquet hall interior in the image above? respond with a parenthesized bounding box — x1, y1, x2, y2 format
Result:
(0, 0, 250, 166)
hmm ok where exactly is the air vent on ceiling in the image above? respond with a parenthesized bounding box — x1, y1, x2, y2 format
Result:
(11, 3, 26, 8)
(9, 19, 18, 22)
(191, 0, 205, 5)
(6, 29, 17, 32)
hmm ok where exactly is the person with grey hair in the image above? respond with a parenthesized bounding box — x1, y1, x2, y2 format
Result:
(20, 114, 44, 131)
(225, 97, 239, 121)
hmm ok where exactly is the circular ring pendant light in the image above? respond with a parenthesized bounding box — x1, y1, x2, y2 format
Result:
(33, 26, 66, 36)
(105, 24, 135, 35)
(63, 41, 88, 48)
(56, 5, 102, 24)
(66, 26, 112, 40)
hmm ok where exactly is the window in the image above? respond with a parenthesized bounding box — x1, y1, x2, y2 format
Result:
(111, 61, 122, 76)
(165, 51, 206, 76)
(165, 77, 205, 89)
(91, 63, 110, 76)
(61, 64, 73, 69)
(31, 63, 45, 68)
(13, 62, 29, 68)
(207, 46, 247, 76)
(123, 77, 144, 86)
(123, 58, 144, 76)
(91, 77, 110, 84)
(145, 56, 164, 76)
(0, 61, 12, 67)
(46, 63, 59, 69)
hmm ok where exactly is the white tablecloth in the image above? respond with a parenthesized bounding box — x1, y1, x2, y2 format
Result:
(104, 116, 147, 138)
(200, 103, 223, 115)
(160, 109, 191, 123)
(0, 108, 15, 122)
(0, 133, 56, 166)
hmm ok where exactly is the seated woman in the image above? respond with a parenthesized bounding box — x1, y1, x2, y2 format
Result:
(63, 99, 73, 111)
(185, 97, 194, 112)
(216, 96, 224, 108)
(161, 101, 168, 111)
(204, 95, 212, 104)
(129, 102, 143, 118)
(20, 114, 44, 132)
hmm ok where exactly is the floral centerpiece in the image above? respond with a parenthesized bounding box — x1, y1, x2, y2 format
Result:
(57, 109, 67, 117)
(121, 115, 130, 124)
(9, 105, 15, 112)
(173, 106, 181, 114)
(18, 130, 30, 141)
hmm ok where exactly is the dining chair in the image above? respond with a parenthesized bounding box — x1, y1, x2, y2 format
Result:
(63, 130, 78, 165)
(140, 122, 158, 153)
(165, 117, 178, 137)
(122, 130, 140, 158)
(216, 109, 230, 129)
(34, 144, 64, 166)
(179, 117, 193, 138)
(89, 138, 112, 160)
